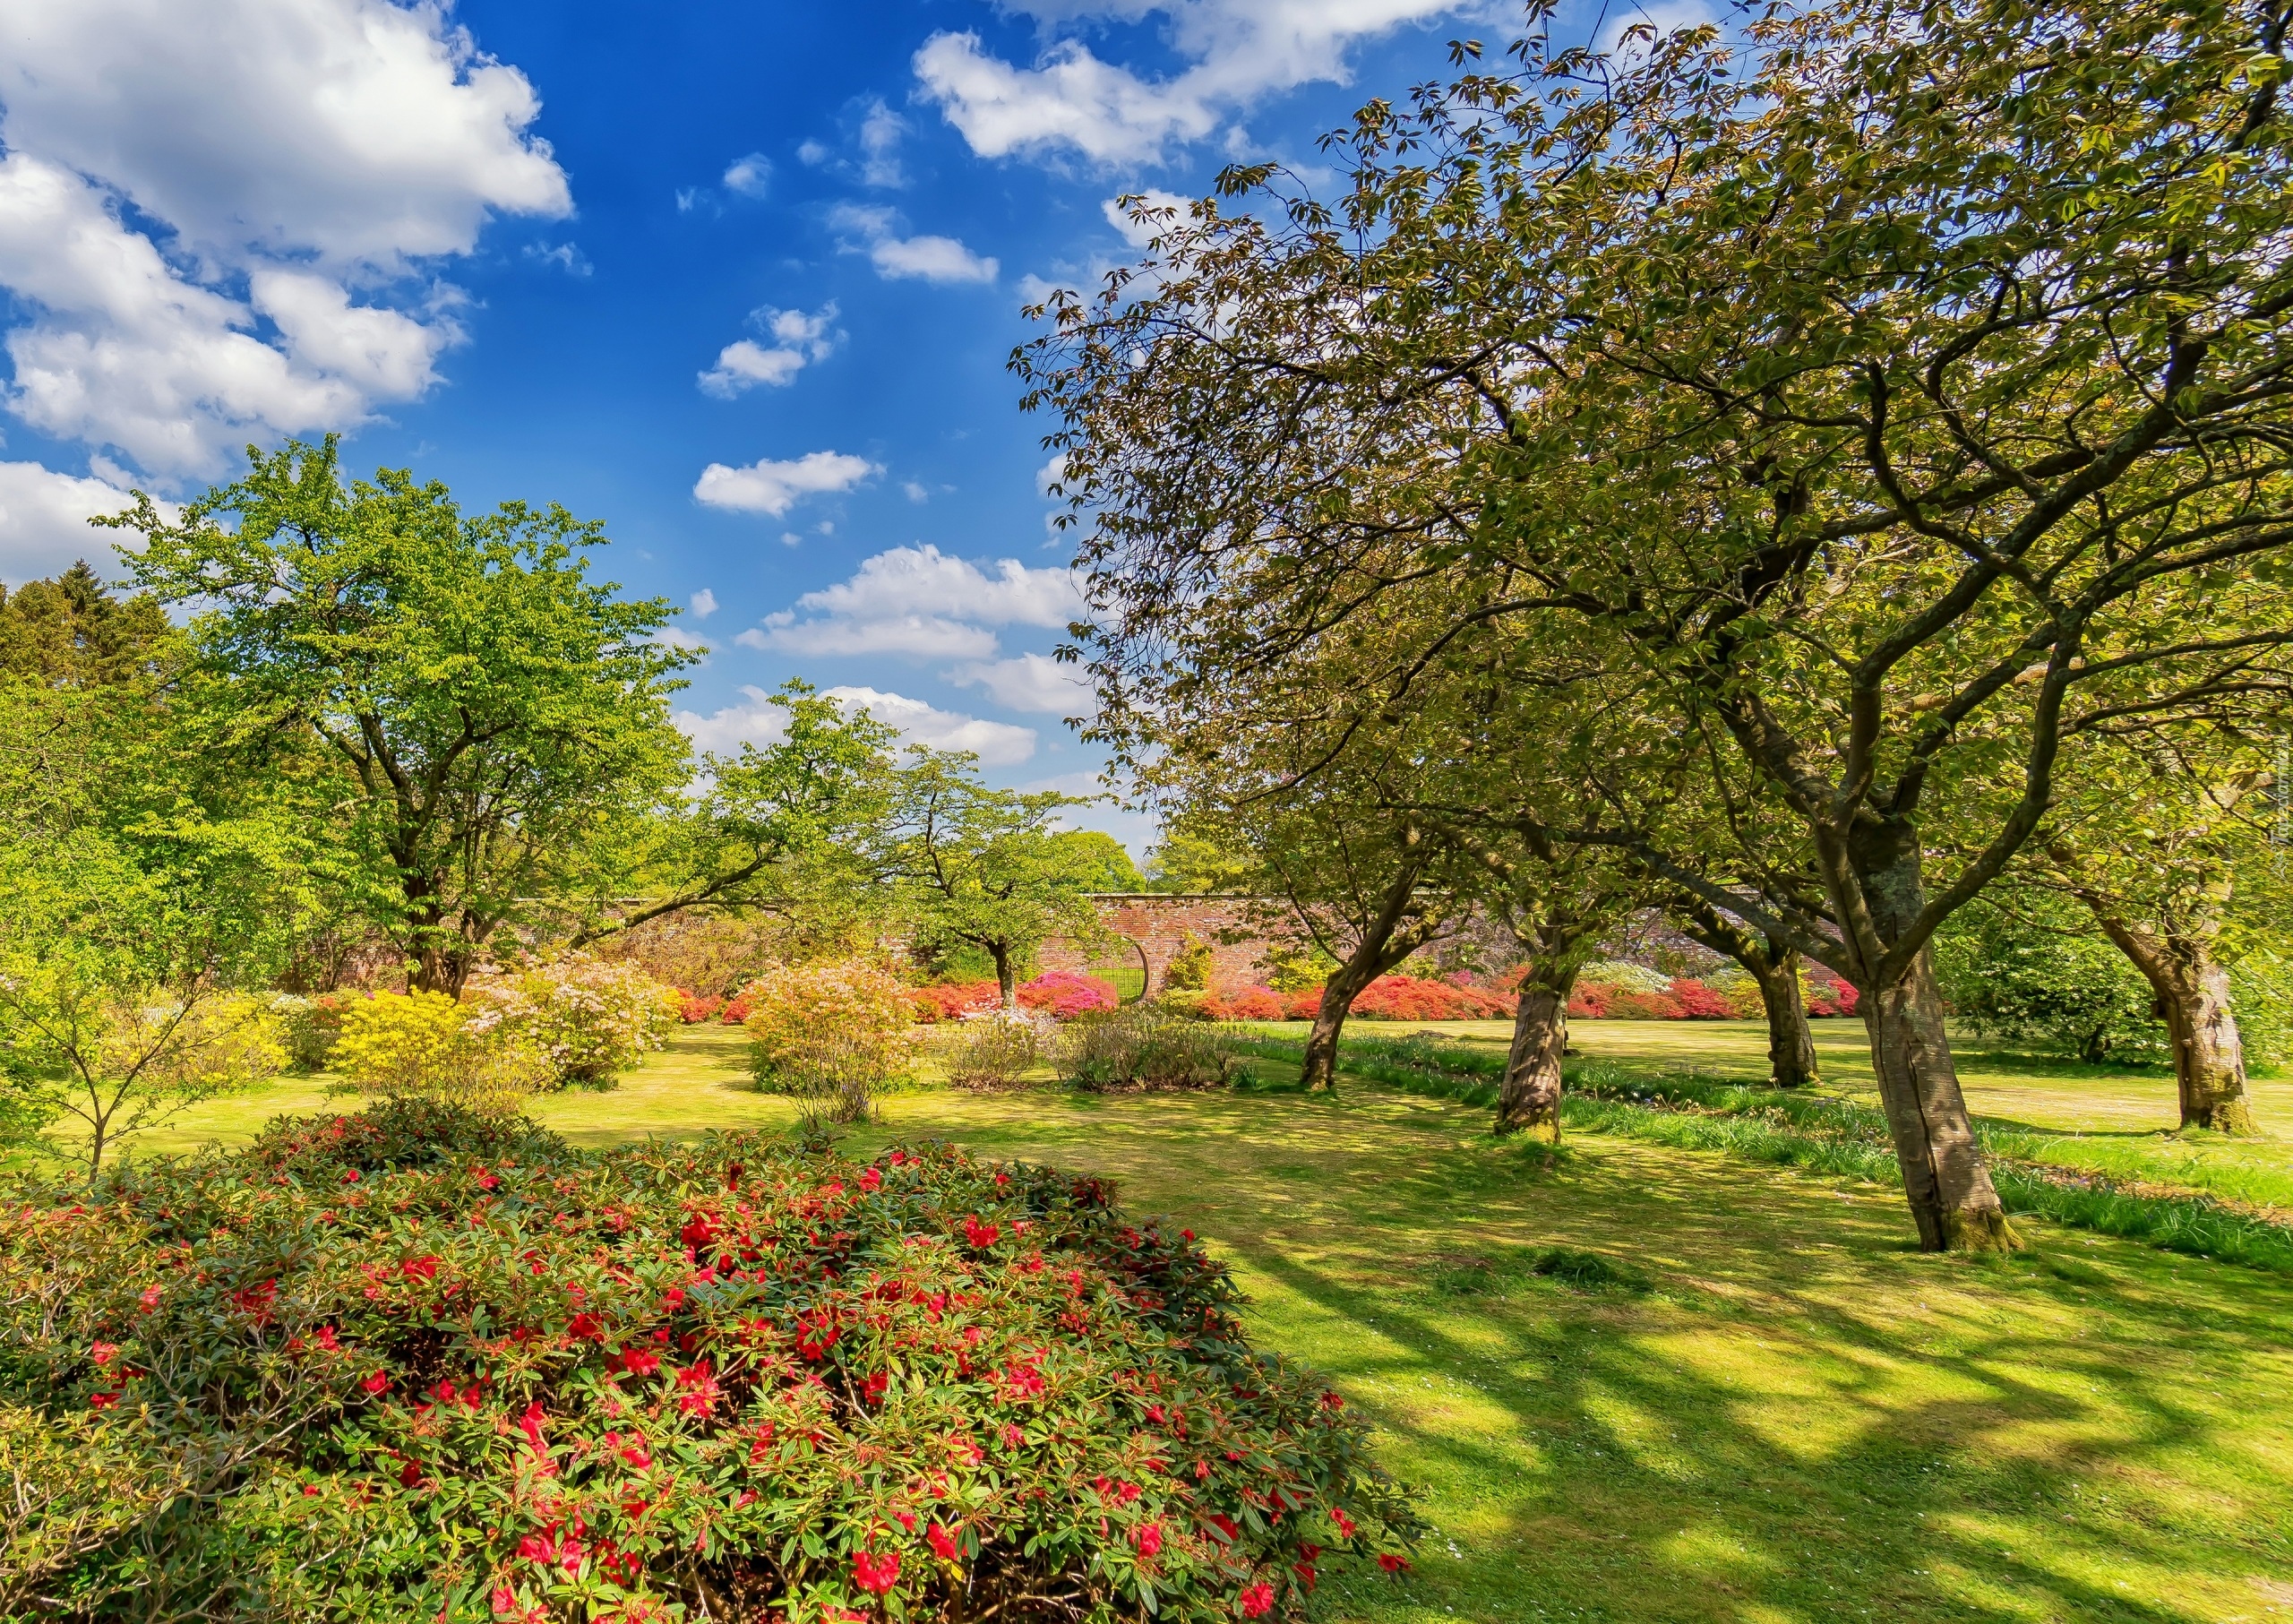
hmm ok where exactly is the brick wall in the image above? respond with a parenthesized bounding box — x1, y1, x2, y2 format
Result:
(1036, 895, 1292, 995)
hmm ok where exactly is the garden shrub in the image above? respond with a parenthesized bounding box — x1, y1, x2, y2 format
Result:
(676, 992, 724, 1025)
(908, 982, 1002, 1024)
(268, 992, 350, 1072)
(744, 962, 918, 1122)
(938, 1013, 1045, 1089)
(467, 955, 683, 1088)
(332, 991, 552, 1113)
(1163, 937, 1214, 992)
(0, 1104, 1417, 1621)
(1060, 1006, 1238, 1091)
(1017, 972, 1121, 1021)
(1204, 985, 1287, 1021)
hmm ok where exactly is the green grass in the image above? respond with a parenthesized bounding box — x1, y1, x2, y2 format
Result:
(23, 1024, 2293, 1621)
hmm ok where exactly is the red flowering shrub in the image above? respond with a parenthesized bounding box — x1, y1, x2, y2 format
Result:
(907, 982, 1002, 1024)
(1664, 979, 1735, 1019)
(719, 996, 751, 1025)
(677, 992, 725, 1024)
(1349, 976, 1511, 1021)
(1016, 972, 1121, 1021)
(1807, 974, 1860, 1018)
(0, 1102, 1415, 1621)
(1201, 985, 1285, 1021)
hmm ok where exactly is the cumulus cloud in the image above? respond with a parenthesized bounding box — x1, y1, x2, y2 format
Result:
(823, 686, 1037, 765)
(798, 97, 909, 188)
(0, 459, 163, 586)
(915, 0, 1463, 166)
(698, 303, 842, 398)
(722, 152, 772, 198)
(676, 683, 1037, 766)
(690, 588, 719, 619)
(1102, 188, 1192, 248)
(828, 204, 998, 286)
(692, 450, 880, 516)
(948, 651, 1094, 714)
(0, 0, 570, 478)
(743, 543, 1083, 665)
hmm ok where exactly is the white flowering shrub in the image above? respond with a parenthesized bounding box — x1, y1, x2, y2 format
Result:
(464, 954, 683, 1089)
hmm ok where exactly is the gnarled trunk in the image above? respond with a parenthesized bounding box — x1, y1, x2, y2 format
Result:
(2086, 912, 2259, 1134)
(1841, 823, 2016, 1252)
(1300, 952, 1382, 1092)
(1496, 959, 1577, 1139)
(992, 945, 1018, 1011)
(1755, 949, 1819, 1089)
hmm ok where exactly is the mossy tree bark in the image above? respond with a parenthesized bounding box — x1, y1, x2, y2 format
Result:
(2083, 907, 2258, 1134)
(1497, 957, 1582, 1138)
(1675, 897, 1819, 1088)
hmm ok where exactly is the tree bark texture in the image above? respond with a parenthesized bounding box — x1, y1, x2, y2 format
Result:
(1840, 825, 2016, 1252)
(1756, 949, 1820, 1089)
(1496, 960, 1576, 1139)
(992, 946, 1018, 1011)
(1296, 858, 1428, 1092)
(2087, 912, 2260, 1134)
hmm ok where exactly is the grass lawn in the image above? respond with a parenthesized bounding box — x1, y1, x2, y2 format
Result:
(30, 1024, 2293, 1621)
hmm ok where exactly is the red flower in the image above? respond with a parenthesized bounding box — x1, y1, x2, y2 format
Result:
(517, 1534, 553, 1563)
(927, 1523, 960, 1561)
(615, 1347, 661, 1377)
(399, 1460, 422, 1487)
(138, 1283, 161, 1313)
(519, 1402, 547, 1448)
(679, 1213, 719, 1250)
(859, 1166, 882, 1191)
(491, 1585, 517, 1615)
(362, 1371, 390, 1394)
(316, 1325, 341, 1353)
(1292, 1561, 1317, 1591)
(1001, 1422, 1023, 1450)
(1377, 1553, 1410, 1574)
(89, 1389, 122, 1409)
(860, 1371, 889, 1405)
(90, 1340, 118, 1366)
(1318, 1391, 1343, 1412)
(1331, 1508, 1356, 1540)
(963, 1216, 1000, 1249)
(401, 1256, 439, 1282)
(1207, 1513, 1239, 1542)
(851, 1550, 901, 1594)
(1135, 1521, 1164, 1557)
(1240, 1581, 1275, 1617)
(340, 1168, 360, 1183)
(565, 1312, 605, 1342)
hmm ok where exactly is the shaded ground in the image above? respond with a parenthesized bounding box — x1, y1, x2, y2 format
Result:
(71, 1024, 2293, 1623)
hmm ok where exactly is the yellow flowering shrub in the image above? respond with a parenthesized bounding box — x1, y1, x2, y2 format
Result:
(742, 959, 918, 1113)
(333, 991, 548, 1114)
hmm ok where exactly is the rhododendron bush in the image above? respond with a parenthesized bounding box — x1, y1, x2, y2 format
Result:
(742, 962, 918, 1093)
(0, 1104, 1417, 1621)
(333, 991, 554, 1113)
(908, 975, 1119, 1024)
(464, 956, 683, 1087)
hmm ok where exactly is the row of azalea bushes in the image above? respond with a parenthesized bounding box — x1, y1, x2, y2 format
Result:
(1183, 971, 1859, 1023)
(1, 1101, 1420, 1620)
(678, 972, 1125, 1028)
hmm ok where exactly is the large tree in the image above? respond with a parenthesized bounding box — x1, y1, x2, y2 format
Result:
(1019, 0, 2293, 1250)
(112, 439, 692, 996)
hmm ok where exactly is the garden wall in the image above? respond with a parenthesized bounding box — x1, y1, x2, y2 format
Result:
(1037, 894, 1284, 994)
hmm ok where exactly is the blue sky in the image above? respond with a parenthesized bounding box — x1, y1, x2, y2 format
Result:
(0, 0, 1679, 856)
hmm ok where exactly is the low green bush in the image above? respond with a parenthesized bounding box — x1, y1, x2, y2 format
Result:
(1060, 1007, 1238, 1092)
(0, 1102, 1418, 1621)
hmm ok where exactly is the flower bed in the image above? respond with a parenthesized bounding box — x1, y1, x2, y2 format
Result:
(911, 975, 1121, 1024)
(1, 1102, 1417, 1621)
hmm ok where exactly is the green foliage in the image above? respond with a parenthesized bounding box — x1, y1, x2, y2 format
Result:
(0, 1104, 1418, 1620)
(1162, 937, 1214, 992)
(1933, 897, 2166, 1064)
(938, 1013, 1046, 1090)
(112, 437, 692, 993)
(1263, 942, 1337, 994)
(1059, 1006, 1237, 1092)
(0, 562, 171, 689)
(743, 960, 918, 1123)
(468, 954, 682, 1088)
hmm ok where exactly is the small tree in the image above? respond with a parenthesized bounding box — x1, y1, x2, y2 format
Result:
(889, 753, 1111, 1010)
(112, 438, 693, 996)
(0, 835, 286, 1174)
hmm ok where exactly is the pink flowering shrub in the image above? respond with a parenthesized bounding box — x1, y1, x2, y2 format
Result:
(1016, 973, 1121, 1021)
(1, 1103, 1417, 1620)
(907, 982, 1002, 1024)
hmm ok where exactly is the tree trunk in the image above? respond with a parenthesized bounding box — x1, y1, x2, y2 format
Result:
(992, 945, 1018, 1011)
(2086, 911, 2259, 1134)
(1841, 823, 2016, 1252)
(1754, 949, 1819, 1089)
(1496, 960, 1576, 1139)
(1299, 954, 1383, 1092)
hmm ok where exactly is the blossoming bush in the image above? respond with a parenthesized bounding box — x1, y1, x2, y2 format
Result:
(333, 992, 553, 1113)
(743, 962, 918, 1095)
(1268, 977, 1509, 1023)
(906, 982, 1001, 1024)
(0, 1103, 1418, 1621)
(467, 956, 683, 1088)
(1017, 973, 1120, 1021)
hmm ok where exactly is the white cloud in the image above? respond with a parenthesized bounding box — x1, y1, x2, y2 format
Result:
(743, 543, 1084, 664)
(0, 0, 570, 477)
(828, 203, 998, 286)
(524, 240, 591, 276)
(0, 460, 161, 586)
(823, 685, 1037, 765)
(690, 587, 718, 619)
(1102, 188, 1192, 248)
(949, 651, 1093, 714)
(693, 451, 880, 517)
(858, 99, 909, 188)
(903, 480, 931, 503)
(1035, 451, 1069, 495)
(796, 138, 832, 167)
(722, 152, 772, 199)
(698, 302, 842, 398)
(655, 624, 711, 655)
(915, 1, 1463, 166)
(674, 683, 790, 756)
